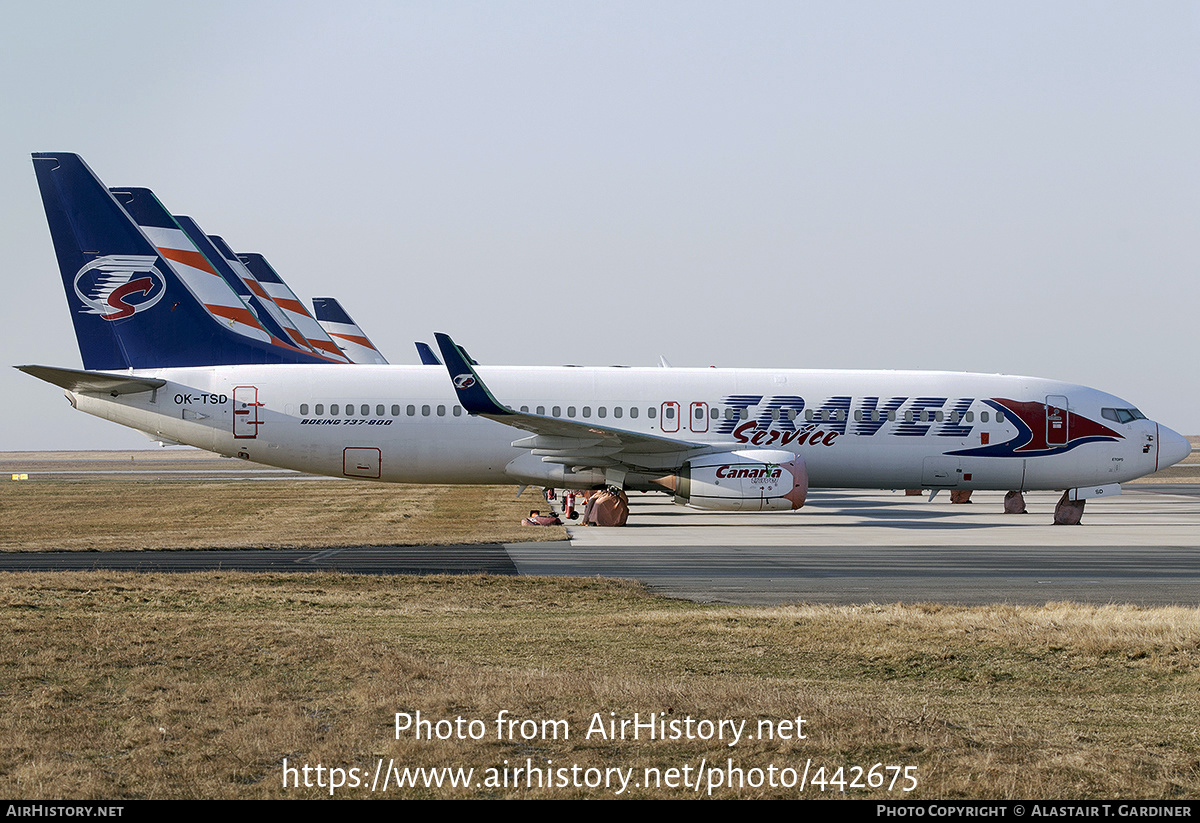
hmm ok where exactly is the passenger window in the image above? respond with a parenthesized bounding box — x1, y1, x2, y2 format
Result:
(598, 407, 607, 418)
(965, 411, 973, 422)
(696, 407, 705, 420)
(614, 407, 623, 418)
(391, 405, 400, 416)
(630, 407, 638, 419)
(300, 404, 309, 416)
(315, 404, 324, 416)
(740, 408, 748, 420)
(665, 407, 675, 419)
(711, 408, 719, 419)
(376, 405, 385, 416)
(437, 405, 446, 416)
(935, 411, 943, 422)
(422, 405, 431, 416)
(568, 406, 577, 417)
(346, 404, 355, 416)
(648, 407, 657, 419)
(981, 411, 989, 422)
(407, 405, 415, 416)
(361, 404, 369, 416)
(904, 410, 913, 423)
(552, 406, 561, 417)
(854, 410, 862, 422)
(536, 406, 545, 415)
(331, 404, 340, 415)
(583, 406, 591, 418)
(996, 411, 1005, 423)
(520, 405, 529, 412)
(453, 406, 462, 417)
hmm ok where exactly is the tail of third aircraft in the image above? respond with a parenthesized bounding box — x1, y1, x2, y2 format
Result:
(31, 153, 330, 371)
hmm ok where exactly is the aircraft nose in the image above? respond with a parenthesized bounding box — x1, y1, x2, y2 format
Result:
(1157, 425, 1192, 471)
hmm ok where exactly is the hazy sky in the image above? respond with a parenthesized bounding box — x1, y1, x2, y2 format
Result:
(3, 1, 1197, 450)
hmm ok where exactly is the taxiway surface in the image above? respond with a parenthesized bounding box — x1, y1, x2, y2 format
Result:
(4, 471, 1197, 605)
(510, 488, 1200, 605)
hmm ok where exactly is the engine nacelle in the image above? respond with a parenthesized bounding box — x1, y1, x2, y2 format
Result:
(674, 450, 807, 511)
(504, 452, 608, 489)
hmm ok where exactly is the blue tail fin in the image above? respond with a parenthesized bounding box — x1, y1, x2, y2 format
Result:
(415, 341, 442, 365)
(33, 153, 330, 369)
(312, 297, 389, 365)
(237, 253, 352, 362)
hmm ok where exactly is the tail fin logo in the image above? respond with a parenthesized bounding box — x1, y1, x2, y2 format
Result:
(74, 255, 166, 321)
(453, 374, 476, 389)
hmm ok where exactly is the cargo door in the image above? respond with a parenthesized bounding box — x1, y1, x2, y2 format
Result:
(921, 456, 961, 487)
(343, 447, 381, 479)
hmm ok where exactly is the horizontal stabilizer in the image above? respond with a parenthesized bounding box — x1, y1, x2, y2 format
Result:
(16, 365, 165, 395)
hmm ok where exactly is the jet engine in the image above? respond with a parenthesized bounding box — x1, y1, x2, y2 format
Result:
(667, 450, 807, 511)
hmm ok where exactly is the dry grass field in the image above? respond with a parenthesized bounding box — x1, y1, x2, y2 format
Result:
(0, 478, 566, 551)
(0, 449, 1197, 798)
(1, 574, 1198, 799)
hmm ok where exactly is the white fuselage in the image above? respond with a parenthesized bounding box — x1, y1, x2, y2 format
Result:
(64, 363, 1184, 493)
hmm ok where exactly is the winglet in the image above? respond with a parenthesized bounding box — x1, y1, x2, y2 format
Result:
(415, 341, 442, 366)
(433, 333, 511, 416)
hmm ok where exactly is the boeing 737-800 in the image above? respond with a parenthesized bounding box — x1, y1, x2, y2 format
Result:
(20, 153, 1191, 521)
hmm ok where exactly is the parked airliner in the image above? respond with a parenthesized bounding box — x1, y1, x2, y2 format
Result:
(21, 153, 1191, 519)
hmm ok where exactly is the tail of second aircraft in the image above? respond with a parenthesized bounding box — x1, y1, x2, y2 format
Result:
(32, 153, 331, 371)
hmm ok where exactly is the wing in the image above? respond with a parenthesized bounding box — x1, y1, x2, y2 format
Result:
(434, 333, 707, 472)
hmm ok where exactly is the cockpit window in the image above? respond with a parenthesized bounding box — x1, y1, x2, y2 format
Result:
(1102, 407, 1145, 424)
